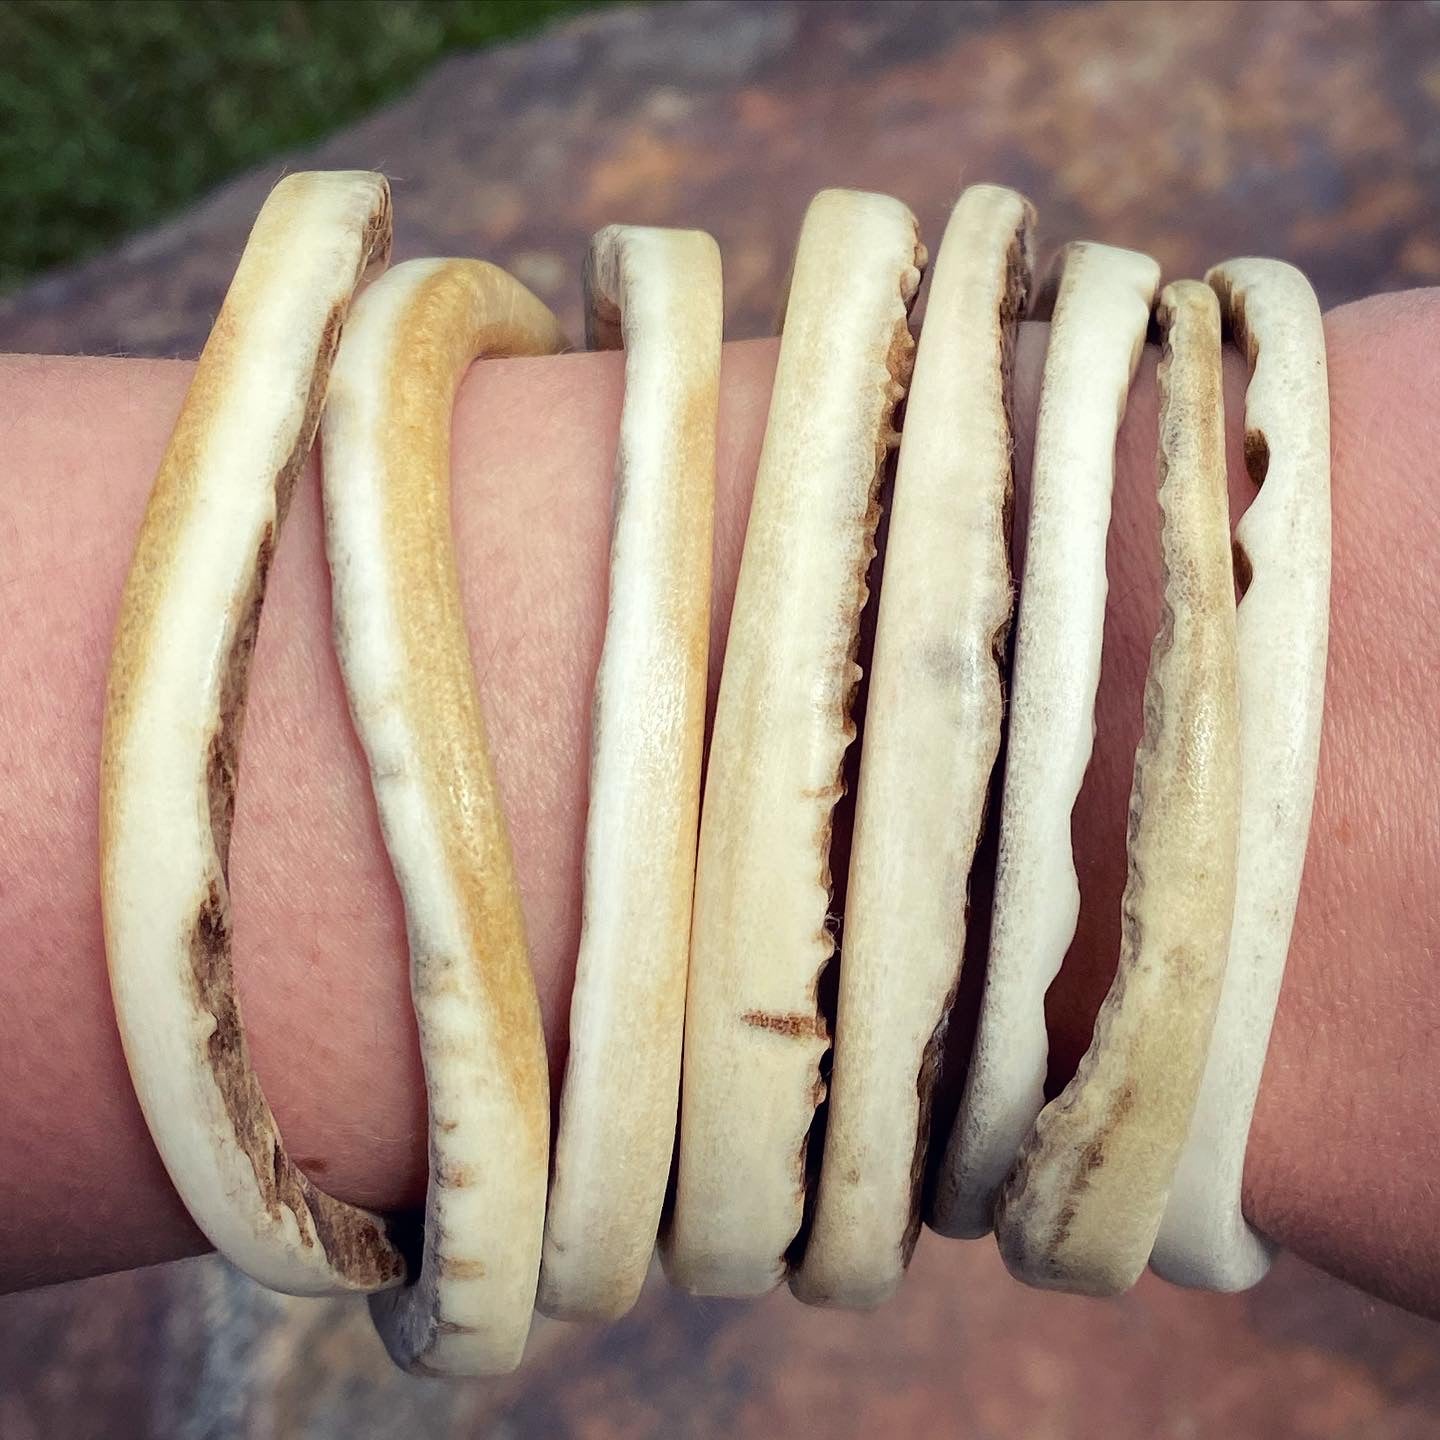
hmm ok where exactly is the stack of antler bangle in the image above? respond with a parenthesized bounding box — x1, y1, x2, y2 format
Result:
(101, 171, 1330, 1375)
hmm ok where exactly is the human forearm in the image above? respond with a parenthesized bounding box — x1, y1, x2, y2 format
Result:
(0, 292, 1435, 1307)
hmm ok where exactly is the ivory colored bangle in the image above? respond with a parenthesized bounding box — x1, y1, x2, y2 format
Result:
(993, 280, 1241, 1296)
(321, 258, 565, 1375)
(929, 241, 1160, 1241)
(667, 188, 925, 1297)
(101, 171, 404, 1298)
(537, 226, 722, 1322)
(1150, 259, 1331, 1291)
(792, 184, 1034, 1309)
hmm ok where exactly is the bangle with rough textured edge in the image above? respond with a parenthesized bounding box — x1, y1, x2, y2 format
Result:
(794, 182, 1033, 1309)
(1150, 258, 1330, 1292)
(322, 257, 565, 1377)
(930, 239, 1160, 1242)
(993, 279, 1241, 1296)
(538, 224, 723, 1323)
(666, 187, 926, 1299)
(100, 170, 404, 1299)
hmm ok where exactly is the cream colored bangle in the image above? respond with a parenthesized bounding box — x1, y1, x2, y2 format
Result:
(993, 279, 1242, 1295)
(321, 258, 565, 1375)
(667, 188, 925, 1298)
(101, 171, 405, 1298)
(793, 184, 1033, 1309)
(930, 240, 1160, 1241)
(1150, 259, 1330, 1291)
(538, 225, 723, 1322)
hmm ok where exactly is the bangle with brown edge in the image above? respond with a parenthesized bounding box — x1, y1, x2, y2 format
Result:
(993, 279, 1241, 1296)
(101, 170, 404, 1299)
(666, 187, 926, 1298)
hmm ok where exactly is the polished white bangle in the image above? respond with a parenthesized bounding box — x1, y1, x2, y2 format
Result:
(993, 279, 1241, 1295)
(930, 240, 1160, 1241)
(322, 258, 565, 1374)
(1150, 258, 1330, 1291)
(667, 188, 926, 1298)
(793, 183, 1033, 1308)
(101, 171, 405, 1299)
(538, 225, 723, 1322)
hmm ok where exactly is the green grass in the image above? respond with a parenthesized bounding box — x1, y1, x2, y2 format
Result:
(0, 0, 611, 291)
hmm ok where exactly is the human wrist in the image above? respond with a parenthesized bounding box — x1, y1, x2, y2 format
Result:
(1, 293, 1435, 1308)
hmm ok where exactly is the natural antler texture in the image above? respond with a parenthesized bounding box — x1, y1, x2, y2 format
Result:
(322, 259, 565, 1374)
(793, 184, 1033, 1309)
(538, 225, 722, 1322)
(101, 171, 405, 1298)
(992, 280, 1241, 1296)
(1150, 259, 1330, 1291)
(930, 241, 1160, 1241)
(667, 188, 926, 1297)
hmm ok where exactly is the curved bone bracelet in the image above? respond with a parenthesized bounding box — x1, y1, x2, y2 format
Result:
(930, 241, 1161, 1240)
(100, 170, 407, 1298)
(538, 225, 723, 1322)
(993, 280, 1241, 1295)
(321, 258, 565, 1375)
(667, 188, 926, 1297)
(1150, 259, 1330, 1291)
(794, 184, 1034, 1308)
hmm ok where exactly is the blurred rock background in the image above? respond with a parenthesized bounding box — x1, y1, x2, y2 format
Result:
(3, 2, 1440, 1436)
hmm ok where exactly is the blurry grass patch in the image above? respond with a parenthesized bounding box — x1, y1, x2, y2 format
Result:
(0, 0, 612, 291)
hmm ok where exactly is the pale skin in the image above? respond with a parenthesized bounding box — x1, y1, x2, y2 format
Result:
(0, 289, 1436, 1314)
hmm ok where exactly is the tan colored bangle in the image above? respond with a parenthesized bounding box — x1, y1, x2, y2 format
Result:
(993, 279, 1241, 1295)
(321, 257, 566, 1375)
(1151, 258, 1330, 1291)
(667, 188, 926, 1298)
(793, 183, 1033, 1308)
(101, 170, 404, 1298)
(930, 240, 1160, 1241)
(538, 225, 723, 1322)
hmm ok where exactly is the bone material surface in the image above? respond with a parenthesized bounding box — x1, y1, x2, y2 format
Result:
(793, 185, 1033, 1308)
(993, 279, 1241, 1296)
(667, 188, 925, 1298)
(101, 170, 404, 1299)
(539, 225, 722, 1321)
(323, 258, 564, 1373)
(931, 241, 1160, 1240)
(1150, 259, 1330, 1291)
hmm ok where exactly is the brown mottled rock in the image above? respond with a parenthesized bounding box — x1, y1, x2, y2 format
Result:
(5, 1, 1440, 1436)
(4, 0, 1440, 358)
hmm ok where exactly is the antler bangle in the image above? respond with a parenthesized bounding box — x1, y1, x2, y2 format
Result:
(993, 279, 1241, 1295)
(322, 258, 565, 1374)
(101, 171, 404, 1299)
(931, 240, 1160, 1241)
(539, 225, 723, 1322)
